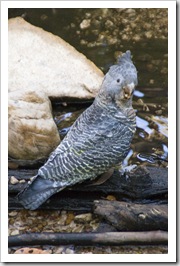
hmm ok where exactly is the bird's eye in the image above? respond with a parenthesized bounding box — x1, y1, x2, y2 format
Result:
(117, 79, 120, 83)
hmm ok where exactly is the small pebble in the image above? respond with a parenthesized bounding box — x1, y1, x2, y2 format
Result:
(10, 176, 19, 185)
(155, 110, 163, 115)
(133, 35, 141, 41)
(137, 98, 144, 105)
(145, 31, 153, 38)
(143, 105, 149, 112)
(81, 251, 93, 254)
(121, 34, 128, 40)
(105, 20, 114, 28)
(80, 19, 91, 29)
(9, 211, 18, 217)
(74, 213, 92, 223)
(85, 13, 91, 18)
(106, 195, 116, 201)
(19, 179, 26, 183)
(11, 229, 19, 236)
(149, 79, 154, 84)
(65, 213, 75, 225)
(53, 246, 65, 254)
(138, 214, 146, 219)
(65, 248, 74, 254)
(41, 250, 52, 254)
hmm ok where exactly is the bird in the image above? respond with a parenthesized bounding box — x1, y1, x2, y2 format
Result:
(17, 50, 138, 210)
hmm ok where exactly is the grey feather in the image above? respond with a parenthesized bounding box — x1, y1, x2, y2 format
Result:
(17, 50, 138, 210)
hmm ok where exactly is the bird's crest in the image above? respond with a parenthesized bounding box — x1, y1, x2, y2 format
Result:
(117, 50, 132, 65)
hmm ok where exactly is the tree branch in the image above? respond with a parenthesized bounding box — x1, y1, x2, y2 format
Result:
(8, 231, 168, 247)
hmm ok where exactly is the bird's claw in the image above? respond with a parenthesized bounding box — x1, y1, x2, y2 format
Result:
(119, 164, 137, 180)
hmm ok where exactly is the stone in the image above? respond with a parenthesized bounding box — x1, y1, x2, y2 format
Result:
(10, 229, 19, 236)
(18, 179, 26, 183)
(64, 248, 75, 254)
(8, 211, 18, 217)
(8, 17, 103, 160)
(10, 176, 19, 185)
(80, 19, 91, 29)
(74, 213, 93, 223)
(53, 246, 65, 254)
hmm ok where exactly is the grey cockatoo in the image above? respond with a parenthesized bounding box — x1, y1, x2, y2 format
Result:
(18, 50, 138, 210)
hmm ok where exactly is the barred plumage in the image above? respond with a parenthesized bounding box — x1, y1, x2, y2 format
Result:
(18, 50, 138, 210)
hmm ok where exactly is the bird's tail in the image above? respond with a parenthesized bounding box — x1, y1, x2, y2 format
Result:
(17, 175, 63, 210)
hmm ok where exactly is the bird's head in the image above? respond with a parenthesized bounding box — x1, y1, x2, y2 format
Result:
(97, 50, 138, 109)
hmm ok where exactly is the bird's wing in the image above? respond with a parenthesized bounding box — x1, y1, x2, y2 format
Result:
(38, 108, 132, 184)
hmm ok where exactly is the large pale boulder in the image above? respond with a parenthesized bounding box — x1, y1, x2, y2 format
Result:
(8, 17, 103, 160)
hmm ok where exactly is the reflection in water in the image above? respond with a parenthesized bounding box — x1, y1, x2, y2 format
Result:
(136, 116, 154, 135)
(137, 151, 168, 164)
(134, 90, 144, 98)
(122, 149, 134, 167)
(162, 144, 168, 160)
(151, 116, 168, 138)
(54, 112, 72, 125)
(59, 127, 71, 137)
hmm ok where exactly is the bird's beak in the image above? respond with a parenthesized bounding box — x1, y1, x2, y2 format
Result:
(123, 82, 135, 99)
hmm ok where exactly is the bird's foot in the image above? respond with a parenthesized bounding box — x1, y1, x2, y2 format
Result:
(119, 164, 137, 180)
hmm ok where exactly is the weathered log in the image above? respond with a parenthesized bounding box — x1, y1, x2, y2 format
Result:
(8, 194, 94, 212)
(8, 166, 168, 211)
(8, 231, 168, 247)
(8, 166, 167, 196)
(94, 200, 168, 231)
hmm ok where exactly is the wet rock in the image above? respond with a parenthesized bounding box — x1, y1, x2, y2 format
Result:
(8, 17, 103, 160)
